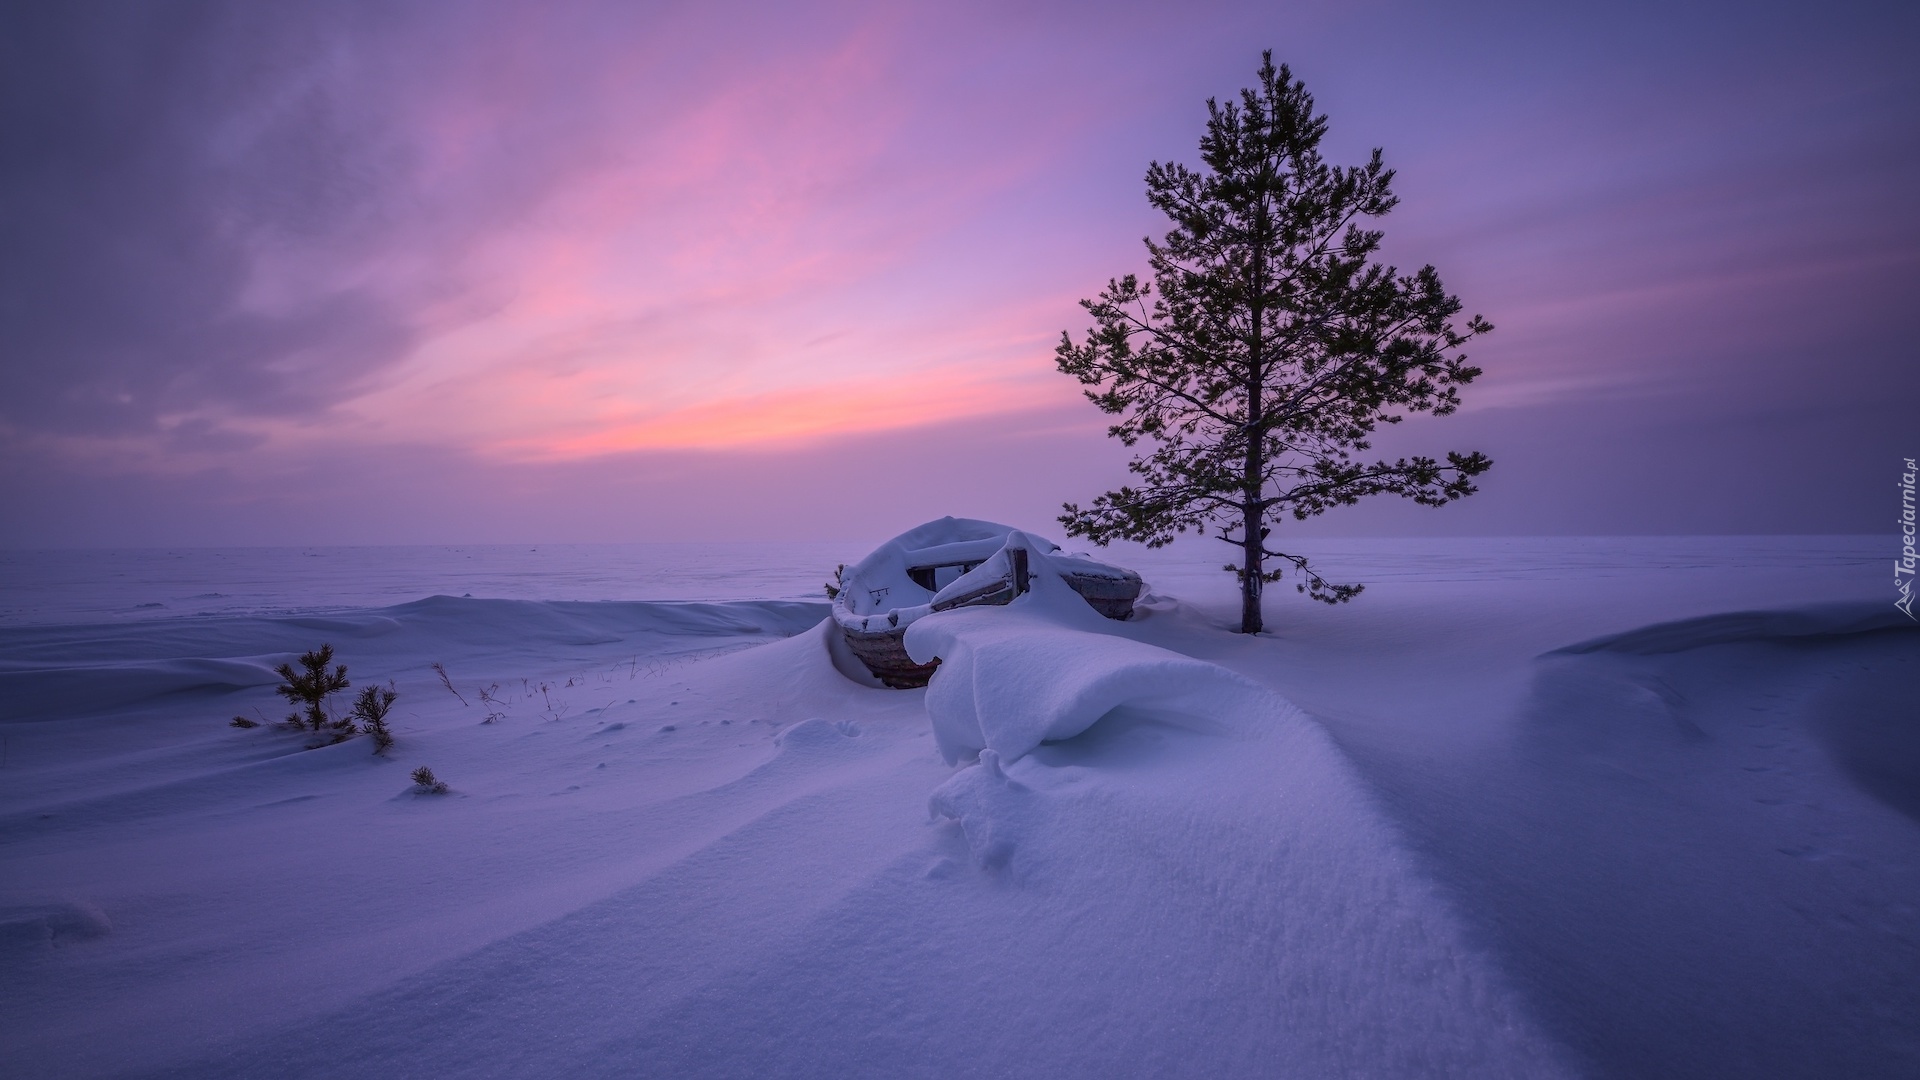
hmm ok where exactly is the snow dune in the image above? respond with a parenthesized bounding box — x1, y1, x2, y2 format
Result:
(1, 536, 1911, 1078)
(1553, 600, 1920, 655)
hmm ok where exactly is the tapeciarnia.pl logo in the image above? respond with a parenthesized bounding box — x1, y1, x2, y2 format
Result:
(1899, 457, 1917, 621)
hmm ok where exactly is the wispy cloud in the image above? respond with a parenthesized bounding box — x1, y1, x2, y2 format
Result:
(3, 0, 1914, 541)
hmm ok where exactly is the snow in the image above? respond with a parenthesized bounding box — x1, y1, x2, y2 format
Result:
(907, 559, 1270, 763)
(830, 517, 1136, 636)
(1, 536, 1914, 1078)
(832, 517, 1015, 633)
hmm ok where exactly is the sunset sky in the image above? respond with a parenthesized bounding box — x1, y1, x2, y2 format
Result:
(2, 0, 1914, 545)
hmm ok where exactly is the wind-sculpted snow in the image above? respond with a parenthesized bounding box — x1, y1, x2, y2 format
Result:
(1549, 600, 1918, 656)
(900, 561, 1297, 800)
(0, 597, 827, 722)
(12, 538, 1903, 1078)
(0, 898, 112, 953)
(906, 568, 1270, 764)
(1, 571, 1579, 1079)
(896, 564, 1571, 1075)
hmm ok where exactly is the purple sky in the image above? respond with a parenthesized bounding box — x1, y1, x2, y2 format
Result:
(2, 0, 1914, 546)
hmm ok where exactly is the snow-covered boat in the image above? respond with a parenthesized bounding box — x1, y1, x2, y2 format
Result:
(831, 518, 1144, 688)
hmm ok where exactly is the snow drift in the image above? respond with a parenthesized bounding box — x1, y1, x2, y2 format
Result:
(1550, 600, 1920, 655)
(906, 557, 1272, 764)
(8, 537, 1905, 1078)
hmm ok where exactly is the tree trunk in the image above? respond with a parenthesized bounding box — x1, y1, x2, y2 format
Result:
(1240, 499, 1263, 634)
(1241, 210, 1269, 634)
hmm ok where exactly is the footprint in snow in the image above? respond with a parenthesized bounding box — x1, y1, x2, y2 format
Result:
(773, 717, 862, 750)
(0, 899, 112, 953)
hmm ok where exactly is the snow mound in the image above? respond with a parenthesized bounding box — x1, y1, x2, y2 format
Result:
(0, 657, 283, 722)
(1550, 601, 1919, 655)
(902, 590, 1576, 1074)
(0, 546, 1593, 1079)
(772, 716, 862, 750)
(927, 748, 1028, 869)
(906, 559, 1273, 764)
(0, 898, 112, 952)
(0, 598, 828, 723)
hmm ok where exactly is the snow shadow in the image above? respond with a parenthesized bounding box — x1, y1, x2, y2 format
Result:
(1553, 601, 1920, 822)
(1397, 603, 1920, 1080)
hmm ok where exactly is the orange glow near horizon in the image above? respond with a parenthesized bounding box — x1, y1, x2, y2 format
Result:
(344, 292, 1087, 461)
(7, 2, 1913, 549)
(506, 365, 1062, 457)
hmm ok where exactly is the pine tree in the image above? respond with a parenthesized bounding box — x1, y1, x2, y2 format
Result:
(350, 683, 398, 753)
(274, 644, 352, 736)
(1057, 52, 1493, 634)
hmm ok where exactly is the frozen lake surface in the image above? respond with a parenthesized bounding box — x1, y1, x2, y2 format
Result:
(0, 542, 859, 625)
(0, 534, 1884, 624)
(2, 533, 1914, 1078)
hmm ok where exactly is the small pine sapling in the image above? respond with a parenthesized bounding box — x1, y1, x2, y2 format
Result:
(351, 683, 399, 753)
(824, 564, 847, 601)
(229, 715, 259, 728)
(410, 766, 449, 794)
(275, 645, 353, 739)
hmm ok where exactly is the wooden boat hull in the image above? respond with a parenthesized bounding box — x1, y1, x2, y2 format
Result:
(841, 624, 942, 689)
